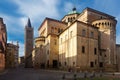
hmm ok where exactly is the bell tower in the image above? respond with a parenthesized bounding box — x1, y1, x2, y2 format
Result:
(24, 18, 33, 68)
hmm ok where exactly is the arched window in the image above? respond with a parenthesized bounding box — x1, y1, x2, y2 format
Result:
(105, 22, 107, 25)
(64, 62, 67, 66)
(90, 31, 94, 38)
(40, 45, 43, 48)
(58, 28, 60, 33)
(68, 18, 70, 22)
(70, 17, 72, 22)
(102, 23, 104, 25)
(108, 22, 109, 26)
(55, 28, 57, 30)
(82, 46, 85, 53)
(65, 35, 67, 40)
(54, 39, 57, 45)
(70, 31, 73, 37)
(95, 23, 97, 26)
(99, 23, 101, 25)
(0, 42, 4, 52)
(51, 27, 54, 33)
(110, 23, 111, 26)
(94, 48, 97, 55)
(61, 38, 62, 44)
(61, 29, 63, 32)
(82, 29, 86, 36)
(73, 17, 75, 20)
(47, 50, 49, 55)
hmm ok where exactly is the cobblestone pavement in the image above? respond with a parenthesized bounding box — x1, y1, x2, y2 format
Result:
(0, 67, 70, 80)
(0, 67, 120, 80)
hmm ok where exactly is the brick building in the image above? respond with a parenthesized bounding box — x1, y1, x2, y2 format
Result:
(6, 42, 19, 68)
(116, 44, 120, 71)
(0, 17, 7, 71)
(24, 18, 33, 68)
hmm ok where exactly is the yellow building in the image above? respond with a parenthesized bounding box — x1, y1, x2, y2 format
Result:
(6, 42, 19, 68)
(18, 56, 25, 65)
(34, 7, 117, 71)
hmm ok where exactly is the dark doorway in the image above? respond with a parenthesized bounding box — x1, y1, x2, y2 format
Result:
(41, 63, 45, 69)
(99, 62, 103, 67)
(53, 60, 58, 68)
(47, 60, 49, 67)
(90, 62, 94, 67)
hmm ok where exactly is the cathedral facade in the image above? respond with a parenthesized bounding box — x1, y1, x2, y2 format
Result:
(32, 7, 117, 71)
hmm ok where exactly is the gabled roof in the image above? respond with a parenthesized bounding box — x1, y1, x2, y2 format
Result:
(38, 17, 67, 31)
(85, 7, 115, 19)
(59, 20, 98, 36)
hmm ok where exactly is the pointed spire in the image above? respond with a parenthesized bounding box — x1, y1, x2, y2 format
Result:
(26, 18, 32, 27)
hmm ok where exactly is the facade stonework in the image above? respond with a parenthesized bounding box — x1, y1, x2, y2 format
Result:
(33, 7, 117, 71)
(6, 42, 19, 68)
(24, 18, 33, 68)
(0, 17, 7, 71)
(116, 44, 120, 71)
(18, 56, 24, 65)
(32, 36, 46, 68)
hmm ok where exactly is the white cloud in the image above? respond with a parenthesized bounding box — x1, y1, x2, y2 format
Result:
(0, 13, 25, 34)
(10, 0, 62, 39)
(94, 0, 120, 44)
(0, 13, 25, 57)
(18, 42, 24, 57)
(116, 14, 120, 22)
(13, 0, 60, 23)
(116, 14, 120, 44)
(116, 36, 120, 44)
(19, 17, 28, 28)
(94, 0, 119, 15)
(64, 2, 74, 13)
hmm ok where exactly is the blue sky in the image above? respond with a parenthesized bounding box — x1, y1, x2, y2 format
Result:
(0, 0, 120, 57)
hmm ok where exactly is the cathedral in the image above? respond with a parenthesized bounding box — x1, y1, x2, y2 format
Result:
(32, 7, 117, 71)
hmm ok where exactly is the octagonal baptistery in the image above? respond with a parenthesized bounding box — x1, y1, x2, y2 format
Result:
(35, 36, 45, 47)
(32, 36, 46, 68)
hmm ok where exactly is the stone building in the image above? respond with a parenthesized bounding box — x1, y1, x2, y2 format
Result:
(0, 17, 7, 71)
(32, 36, 46, 68)
(24, 18, 33, 68)
(33, 7, 117, 71)
(18, 56, 25, 66)
(6, 42, 19, 68)
(116, 44, 120, 71)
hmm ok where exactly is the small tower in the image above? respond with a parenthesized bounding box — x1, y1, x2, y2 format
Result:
(24, 18, 33, 68)
(61, 7, 80, 25)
